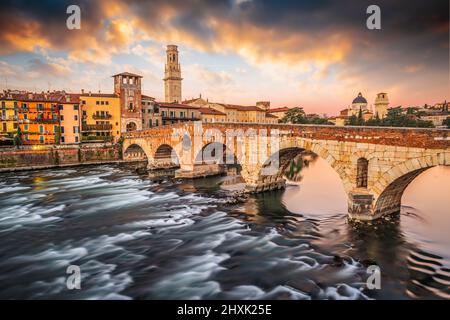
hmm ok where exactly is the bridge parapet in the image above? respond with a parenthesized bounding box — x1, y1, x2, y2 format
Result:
(123, 122, 449, 149)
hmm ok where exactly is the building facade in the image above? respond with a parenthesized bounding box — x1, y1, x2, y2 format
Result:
(198, 107, 226, 123)
(56, 93, 81, 144)
(164, 45, 182, 103)
(0, 92, 18, 145)
(158, 103, 200, 125)
(80, 93, 121, 143)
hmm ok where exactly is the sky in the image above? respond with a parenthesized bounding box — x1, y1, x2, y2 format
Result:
(0, 0, 448, 115)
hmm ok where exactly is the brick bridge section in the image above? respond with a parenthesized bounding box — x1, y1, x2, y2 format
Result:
(123, 122, 449, 221)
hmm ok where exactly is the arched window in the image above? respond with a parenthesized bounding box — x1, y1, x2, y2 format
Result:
(356, 158, 369, 188)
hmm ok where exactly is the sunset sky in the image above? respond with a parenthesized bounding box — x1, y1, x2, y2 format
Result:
(0, 0, 448, 115)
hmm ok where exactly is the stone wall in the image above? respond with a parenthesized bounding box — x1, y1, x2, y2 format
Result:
(0, 144, 120, 170)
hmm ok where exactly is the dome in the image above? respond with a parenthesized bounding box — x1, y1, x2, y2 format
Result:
(352, 92, 367, 104)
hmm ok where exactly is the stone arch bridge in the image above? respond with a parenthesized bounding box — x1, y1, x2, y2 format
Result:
(122, 122, 449, 221)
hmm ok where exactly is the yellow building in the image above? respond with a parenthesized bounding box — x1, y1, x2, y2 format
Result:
(80, 93, 121, 143)
(199, 107, 226, 123)
(0, 93, 18, 145)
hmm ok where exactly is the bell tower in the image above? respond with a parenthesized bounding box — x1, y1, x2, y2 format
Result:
(164, 45, 182, 103)
(374, 92, 389, 119)
(112, 72, 143, 132)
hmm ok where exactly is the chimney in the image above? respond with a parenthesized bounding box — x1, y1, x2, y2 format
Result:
(81, 89, 84, 94)
(88, 91, 91, 96)
(28, 93, 33, 100)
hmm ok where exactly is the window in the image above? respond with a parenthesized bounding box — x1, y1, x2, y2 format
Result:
(105, 101, 109, 105)
(37, 103, 44, 111)
(75, 136, 79, 143)
(24, 114, 28, 120)
(149, 119, 152, 127)
(155, 119, 159, 127)
(61, 137, 65, 143)
(74, 105, 79, 110)
(169, 111, 175, 117)
(161, 111, 167, 117)
(60, 126, 65, 134)
(2, 123, 6, 132)
(73, 126, 79, 134)
(129, 102, 133, 110)
(101, 101, 104, 105)
(81, 100, 86, 105)
(96, 101, 100, 105)
(356, 158, 369, 188)
(1, 101, 5, 108)
(180, 111, 185, 118)
(13, 123, 17, 129)
(39, 125, 44, 134)
(60, 115, 64, 121)
(74, 115, 78, 121)
(22, 103, 28, 110)
(59, 105, 64, 110)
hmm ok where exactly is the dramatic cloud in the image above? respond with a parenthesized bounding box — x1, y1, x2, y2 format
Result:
(0, 0, 448, 112)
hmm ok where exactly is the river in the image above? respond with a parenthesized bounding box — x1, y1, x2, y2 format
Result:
(0, 161, 449, 299)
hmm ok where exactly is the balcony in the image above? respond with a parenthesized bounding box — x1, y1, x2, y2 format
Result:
(92, 113, 112, 120)
(81, 135, 113, 142)
(82, 124, 113, 131)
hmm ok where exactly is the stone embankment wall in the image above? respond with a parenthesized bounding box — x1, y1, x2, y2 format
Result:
(0, 143, 121, 171)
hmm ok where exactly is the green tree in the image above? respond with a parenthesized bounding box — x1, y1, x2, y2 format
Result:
(281, 107, 307, 124)
(347, 114, 358, 125)
(443, 117, 450, 129)
(13, 126, 22, 148)
(54, 127, 61, 145)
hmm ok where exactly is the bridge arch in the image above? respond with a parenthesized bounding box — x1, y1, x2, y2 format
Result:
(246, 139, 351, 194)
(122, 140, 153, 163)
(153, 143, 180, 168)
(372, 155, 447, 216)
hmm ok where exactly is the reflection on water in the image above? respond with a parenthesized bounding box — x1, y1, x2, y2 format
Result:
(0, 162, 448, 300)
(280, 160, 450, 299)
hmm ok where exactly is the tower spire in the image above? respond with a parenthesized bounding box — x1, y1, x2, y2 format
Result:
(164, 45, 183, 103)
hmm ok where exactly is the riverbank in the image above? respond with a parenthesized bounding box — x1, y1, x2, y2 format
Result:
(0, 143, 123, 172)
(0, 159, 145, 173)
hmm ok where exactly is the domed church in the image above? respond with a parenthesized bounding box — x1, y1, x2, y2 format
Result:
(350, 92, 368, 116)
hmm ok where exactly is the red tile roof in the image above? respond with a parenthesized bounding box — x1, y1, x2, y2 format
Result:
(198, 107, 226, 115)
(265, 113, 278, 118)
(267, 107, 290, 113)
(218, 103, 265, 112)
(80, 93, 118, 98)
(112, 72, 143, 78)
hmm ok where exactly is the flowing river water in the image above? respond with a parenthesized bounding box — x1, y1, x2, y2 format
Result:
(0, 160, 449, 300)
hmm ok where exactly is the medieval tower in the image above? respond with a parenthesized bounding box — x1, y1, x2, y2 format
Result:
(374, 92, 389, 119)
(113, 72, 143, 132)
(164, 45, 182, 103)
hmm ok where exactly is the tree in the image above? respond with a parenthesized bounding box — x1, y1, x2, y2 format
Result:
(444, 117, 450, 129)
(54, 127, 61, 145)
(13, 126, 22, 148)
(347, 114, 358, 126)
(281, 107, 307, 124)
